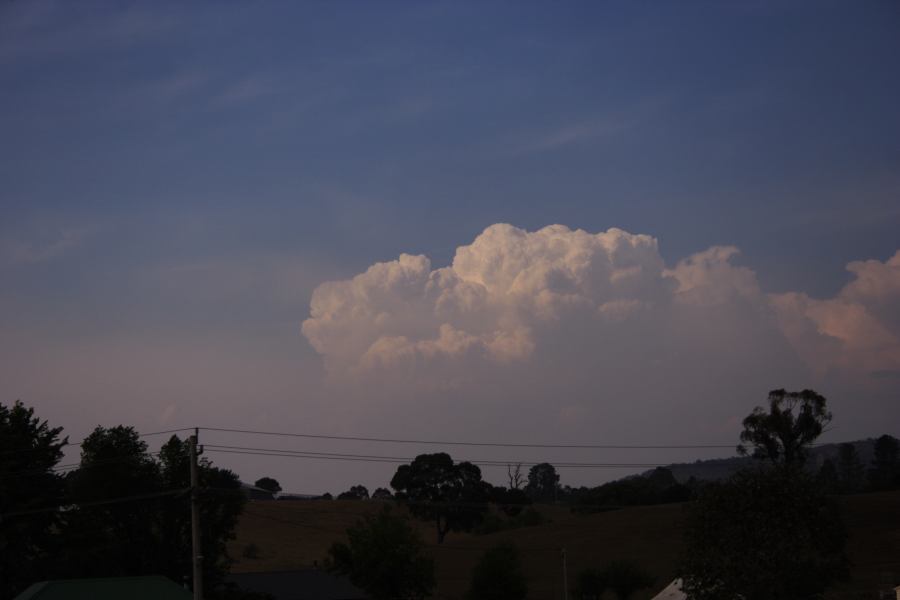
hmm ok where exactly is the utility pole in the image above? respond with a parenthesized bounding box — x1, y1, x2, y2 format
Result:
(561, 547, 568, 600)
(190, 429, 203, 600)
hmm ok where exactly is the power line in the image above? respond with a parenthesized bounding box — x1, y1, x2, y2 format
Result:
(208, 443, 672, 466)
(206, 444, 753, 469)
(208, 448, 417, 465)
(0, 442, 70, 457)
(0, 487, 189, 519)
(0, 452, 163, 482)
(133, 427, 197, 439)
(206, 444, 412, 461)
(1, 435, 749, 485)
(203, 447, 678, 469)
(0, 427, 195, 457)
(1, 428, 200, 480)
(200, 426, 737, 450)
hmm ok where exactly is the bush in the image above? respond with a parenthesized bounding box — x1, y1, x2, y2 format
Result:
(575, 561, 653, 600)
(518, 506, 545, 526)
(242, 543, 260, 559)
(327, 507, 434, 600)
(604, 560, 654, 600)
(574, 568, 606, 600)
(474, 513, 506, 535)
(466, 543, 527, 600)
(473, 506, 547, 535)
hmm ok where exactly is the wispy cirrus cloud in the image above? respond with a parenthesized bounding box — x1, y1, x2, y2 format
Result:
(213, 76, 276, 108)
(496, 97, 669, 157)
(0, 1, 181, 65)
(513, 116, 636, 155)
(1, 225, 97, 266)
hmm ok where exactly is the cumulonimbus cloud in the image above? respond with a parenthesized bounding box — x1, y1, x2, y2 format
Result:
(302, 224, 900, 388)
(771, 250, 900, 377)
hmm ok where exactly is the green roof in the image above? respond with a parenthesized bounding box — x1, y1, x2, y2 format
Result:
(15, 576, 193, 600)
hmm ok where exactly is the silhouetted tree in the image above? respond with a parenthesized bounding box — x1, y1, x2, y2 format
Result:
(372, 487, 393, 500)
(0, 401, 68, 600)
(62, 426, 165, 577)
(817, 458, 840, 494)
(390, 453, 489, 543)
(338, 485, 370, 500)
(465, 543, 527, 600)
(328, 507, 434, 600)
(489, 485, 531, 517)
(525, 462, 560, 502)
(507, 463, 524, 490)
(156, 435, 246, 591)
(868, 434, 900, 491)
(568, 467, 690, 511)
(60, 430, 245, 591)
(254, 477, 282, 494)
(680, 467, 847, 600)
(574, 568, 606, 600)
(603, 560, 654, 600)
(837, 442, 865, 493)
(737, 389, 831, 468)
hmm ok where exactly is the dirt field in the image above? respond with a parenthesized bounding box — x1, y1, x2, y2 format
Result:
(229, 490, 900, 600)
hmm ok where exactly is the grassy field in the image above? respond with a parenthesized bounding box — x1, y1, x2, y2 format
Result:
(229, 490, 900, 600)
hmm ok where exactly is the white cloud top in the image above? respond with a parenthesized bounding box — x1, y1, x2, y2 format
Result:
(303, 225, 900, 391)
(303, 224, 900, 394)
(304, 225, 670, 375)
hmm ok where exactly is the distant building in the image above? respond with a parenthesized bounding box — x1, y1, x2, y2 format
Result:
(276, 493, 320, 501)
(241, 481, 276, 500)
(13, 576, 192, 600)
(229, 570, 368, 600)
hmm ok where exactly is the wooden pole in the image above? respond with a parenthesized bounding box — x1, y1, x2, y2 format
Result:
(190, 430, 203, 600)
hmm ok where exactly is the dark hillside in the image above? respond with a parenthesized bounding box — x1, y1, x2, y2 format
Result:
(659, 438, 884, 483)
(229, 491, 900, 600)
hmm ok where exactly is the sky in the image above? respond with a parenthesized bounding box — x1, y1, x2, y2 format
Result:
(1, 1, 899, 494)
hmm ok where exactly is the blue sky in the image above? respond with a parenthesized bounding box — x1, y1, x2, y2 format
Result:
(2, 1, 899, 492)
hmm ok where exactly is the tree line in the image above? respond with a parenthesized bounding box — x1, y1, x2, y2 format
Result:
(815, 435, 900, 494)
(4, 389, 896, 600)
(326, 389, 874, 600)
(0, 401, 250, 600)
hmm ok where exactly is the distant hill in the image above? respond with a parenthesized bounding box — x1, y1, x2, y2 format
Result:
(655, 438, 880, 483)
